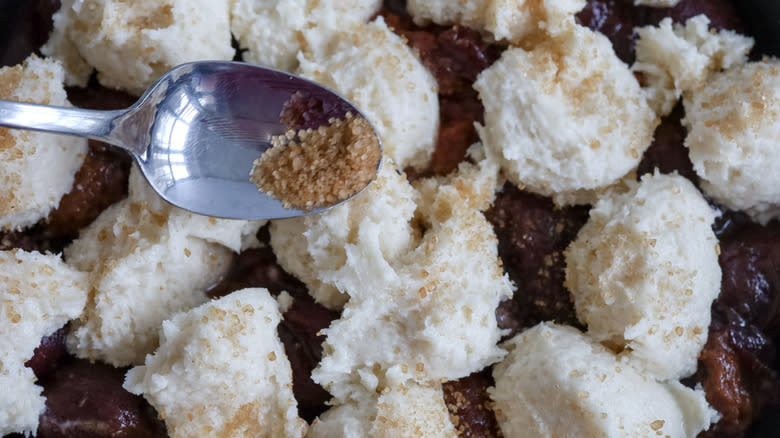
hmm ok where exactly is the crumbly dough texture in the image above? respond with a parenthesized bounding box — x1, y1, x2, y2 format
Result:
(490, 323, 718, 438)
(124, 288, 307, 438)
(565, 172, 721, 380)
(230, 0, 380, 72)
(277, 148, 492, 297)
(297, 18, 439, 170)
(309, 148, 512, 401)
(307, 383, 457, 438)
(271, 159, 419, 309)
(251, 113, 381, 210)
(0, 250, 87, 436)
(2, 2, 756, 434)
(0, 56, 87, 231)
(43, 0, 234, 94)
(474, 24, 657, 202)
(683, 60, 780, 224)
(64, 166, 264, 366)
(634, 15, 754, 116)
(407, 0, 585, 43)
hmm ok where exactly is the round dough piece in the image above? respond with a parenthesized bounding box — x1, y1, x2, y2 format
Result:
(0, 56, 87, 231)
(684, 60, 780, 224)
(491, 323, 718, 438)
(565, 172, 721, 380)
(474, 25, 657, 201)
(230, 0, 380, 72)
(44, 0, 234, 94)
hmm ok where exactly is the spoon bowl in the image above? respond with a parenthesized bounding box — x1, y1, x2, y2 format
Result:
(0, 61, 382, 220)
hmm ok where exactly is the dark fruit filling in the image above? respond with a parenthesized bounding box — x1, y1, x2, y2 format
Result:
(487, 186, 590, 338)
(381, 9, 503, 177)
(2, 1, 779, 437)
(46, 141, 132, 240)
(577, 0, 643, 64)
(576, 0, 744, 65)
(25, 326, 69, 380)
(279, 91, 354, 132)
(443, 370, 502, 438)
(636, 103, 698, 184)
(690, 222, 780, 437)
(36, 358, 167, 438)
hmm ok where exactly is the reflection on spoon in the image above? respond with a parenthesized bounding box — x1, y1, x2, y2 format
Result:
(0, 61, 383, 220)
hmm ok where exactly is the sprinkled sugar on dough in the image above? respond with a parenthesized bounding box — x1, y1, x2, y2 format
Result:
(271, 159, 419, 309)
(683, 60, 780, 224)
(0, 250, 87, 436)
(297, 18, 439, 170)
(274, 147, 508, 399)
(230, 0, 380, 72)
(43, 0, 234, 94)
(490, 323, 719, 438)
(3, 1, 770, 435)
(124, 288, 307, 438)
(474, 24, 657, 203)
(0, 56, 87, 231)
(634, 15, 754, 116)
(65, 166, 264, 366)
(230, 0, 306, 72)
(407, 0, 586, 43)
(565, 172, 721, 380)
(310, 148, 512, 401)
(307, 383, 457, 438)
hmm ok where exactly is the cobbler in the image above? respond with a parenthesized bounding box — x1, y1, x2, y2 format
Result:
(0, 0, 778, 437)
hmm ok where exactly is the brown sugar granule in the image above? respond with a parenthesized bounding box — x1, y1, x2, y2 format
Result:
(250, 113, 381, 210)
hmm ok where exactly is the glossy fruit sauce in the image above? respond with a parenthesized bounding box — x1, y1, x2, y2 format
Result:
(0, 1, 778, 437)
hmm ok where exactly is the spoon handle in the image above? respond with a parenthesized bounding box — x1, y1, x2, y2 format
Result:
(0, 98, 128, 146)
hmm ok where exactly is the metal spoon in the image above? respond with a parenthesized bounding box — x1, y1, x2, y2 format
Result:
(0, 61, 382, 220)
